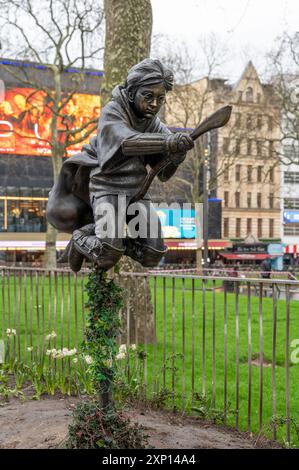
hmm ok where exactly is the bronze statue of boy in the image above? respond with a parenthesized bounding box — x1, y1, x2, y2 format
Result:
(47, 58, 231, 271)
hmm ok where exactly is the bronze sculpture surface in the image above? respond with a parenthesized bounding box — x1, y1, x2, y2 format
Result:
(46, 58, 231, 272)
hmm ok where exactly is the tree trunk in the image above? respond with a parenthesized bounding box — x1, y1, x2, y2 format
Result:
(102, 0, 154, 344)
(44, 149, 63, 270)
(44, 67, 64, 270)
(44, 222, 58, 269)
(102, 0, 152, 102)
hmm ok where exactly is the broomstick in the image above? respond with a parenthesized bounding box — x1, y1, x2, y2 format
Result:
(130, 105, 232, 203)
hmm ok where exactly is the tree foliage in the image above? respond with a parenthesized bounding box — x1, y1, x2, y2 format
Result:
(268, 32, 299, 165)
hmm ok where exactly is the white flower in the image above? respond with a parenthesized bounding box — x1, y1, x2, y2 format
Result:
(63, 348, 77, 357)
(119, 344, 127, 354)
(73, 358, 78, 364)
(46, 331, 57, 341)
(27, 347, 33, 352)
(45, 347, 77, 359)
(46, 348, 59, 357)
(84, 355, 93, 365)
(116, 352, 126, 361)
(6, 328, 17, 337)
(130, 344, 137, 351)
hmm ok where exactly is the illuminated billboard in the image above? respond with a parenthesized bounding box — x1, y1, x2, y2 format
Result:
(156, 208, 196, 239)
(0, 87, 101, 156)
(284, 210, 299, 224)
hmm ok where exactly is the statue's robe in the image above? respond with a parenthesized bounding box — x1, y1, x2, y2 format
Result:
(46, 85, 175, 233)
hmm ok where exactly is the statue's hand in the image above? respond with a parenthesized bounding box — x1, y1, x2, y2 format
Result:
(166, 133, 194, 163)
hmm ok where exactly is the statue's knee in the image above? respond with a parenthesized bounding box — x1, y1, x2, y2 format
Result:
(125, 239, 167, 267)
(97, 242, 125, 270)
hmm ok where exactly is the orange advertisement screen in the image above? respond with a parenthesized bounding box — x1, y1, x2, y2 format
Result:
(0, 87, 101, 156)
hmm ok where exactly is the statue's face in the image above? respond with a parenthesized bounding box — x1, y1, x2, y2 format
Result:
(130, 83, 166, 119)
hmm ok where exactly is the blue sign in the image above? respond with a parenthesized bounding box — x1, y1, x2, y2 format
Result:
(267, 243, 284, 255)
(284, 210, 299, 224)
(156, 208, 196, 239)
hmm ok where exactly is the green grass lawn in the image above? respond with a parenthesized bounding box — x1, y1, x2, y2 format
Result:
(128, 276, 299, 446)
(1, 271, 299, 446)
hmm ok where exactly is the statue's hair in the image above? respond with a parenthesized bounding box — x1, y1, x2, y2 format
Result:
(125, 58, 174, 95)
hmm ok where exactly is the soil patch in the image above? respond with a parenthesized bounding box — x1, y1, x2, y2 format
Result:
(0, 396, 281, 449)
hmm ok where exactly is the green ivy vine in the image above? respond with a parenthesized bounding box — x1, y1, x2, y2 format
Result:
(84, 267, 123, 407)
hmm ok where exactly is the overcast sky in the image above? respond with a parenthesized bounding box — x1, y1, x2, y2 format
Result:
(151, 0, 299, 82)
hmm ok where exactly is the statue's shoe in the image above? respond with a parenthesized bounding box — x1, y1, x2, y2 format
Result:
(72, 224, 103, 265)
(68, 240, 85, 272)
(57, 239, 72, 263)
(69, 224, 96, 272)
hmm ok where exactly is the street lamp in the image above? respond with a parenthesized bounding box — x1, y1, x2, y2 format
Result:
(203, 147, 209, 269)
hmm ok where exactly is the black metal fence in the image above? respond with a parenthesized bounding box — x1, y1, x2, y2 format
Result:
(1, 266, 299, 446)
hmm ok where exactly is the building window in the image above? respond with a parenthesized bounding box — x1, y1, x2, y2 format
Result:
(257, 114, 263, 129)
(256, 140, 262, 157)
(257, 93, 261, 104)
(224, 167, 229, 181)
(257, 166, 263, 182)
(247, 165, 252, 182)
(0, 187, 50, 198)
(224, 218, 229, 237)
(247, 139, 252, 155)
(234, 138, 241, 155)
(284, 171, 299, 184)
(257, 193, 262, 208)
(269, 140, 274, 157)
(4, 198, 47, 233)
(247, 218, 252, 235)
(0, 187, 50, 233)
(258, 219, 263, 238)
(269, 167, 274, 183)
(235, 165, 241, 182)
(236, 218, 241, 238)
(247, 192, 252, 208)
(283, 144, 299, 160)
(246, 87, 253, 102)
(223, 138, 230, 154)
(284, 224, 299, 236)
(235, 113, 241, 129)
(284, 198, 299, 210)
(224, 191, 229, 208)
(235, 192, 240, 208)
(247, 114, 252, 130)
(269, 219, 274, 238)
(268, 115, 273, 131)
(269, 193, 274, 209)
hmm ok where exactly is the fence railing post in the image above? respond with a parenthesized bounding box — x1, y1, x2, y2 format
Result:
(0, 266, 298, 446)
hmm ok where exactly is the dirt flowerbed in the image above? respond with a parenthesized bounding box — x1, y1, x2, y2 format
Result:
(0, 395, 282, 449)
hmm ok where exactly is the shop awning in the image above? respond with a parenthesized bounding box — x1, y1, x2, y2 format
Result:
(165, 240, 230, 251)
(0, 240, 69, 251)
(220, 253, 273, 260)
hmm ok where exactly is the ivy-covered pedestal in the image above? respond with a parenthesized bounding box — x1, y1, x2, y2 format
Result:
(84, 267, 123, 409)
(66, 267, 148, 449)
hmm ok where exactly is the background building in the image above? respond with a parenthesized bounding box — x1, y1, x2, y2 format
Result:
(0, 59, 102, 263)
(0, 58, 284, 266)
(165, 62, 282, 253)
(209, 62, 281, 242)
